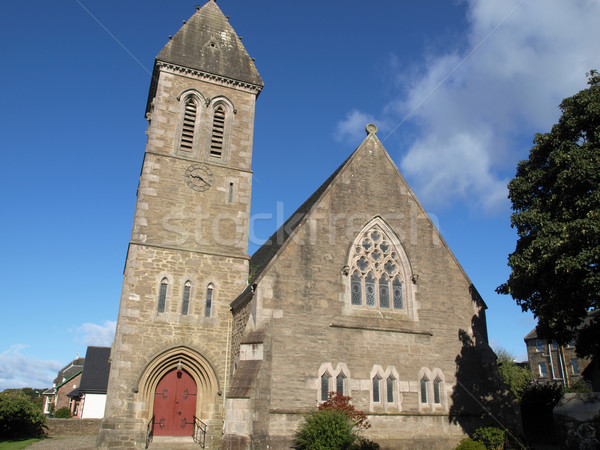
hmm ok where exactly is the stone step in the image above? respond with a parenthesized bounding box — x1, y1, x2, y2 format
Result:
(148, 435, 201, 449)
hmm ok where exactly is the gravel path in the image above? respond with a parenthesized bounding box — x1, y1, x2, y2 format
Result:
(27, 435, 96, 449)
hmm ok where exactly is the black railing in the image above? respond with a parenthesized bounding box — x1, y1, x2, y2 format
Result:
(145, 415, 154, 449)
(193, 416, 207, 448)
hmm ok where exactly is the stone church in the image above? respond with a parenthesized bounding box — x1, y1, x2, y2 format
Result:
(98, 2, 517, 448)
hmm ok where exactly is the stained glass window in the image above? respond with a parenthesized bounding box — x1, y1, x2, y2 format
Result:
(336, 374, 345, 395)
(365, 273, 376, 306)
(372, 377, 380, 402)
(379, 276, 390, 308)
(321, 374, 330, 401)
(420, 377, 428, 404)
(205, 284, 213, 317)
(387, 377, 394, 403)
(351, 272, 362, 305)
(182, 281, 191, 315)
(348, 224, 410, 313)
(393, 278, 403, 309)
(158, 278, 168, 313)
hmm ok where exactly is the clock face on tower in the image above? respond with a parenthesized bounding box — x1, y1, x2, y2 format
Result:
(185, 164, 214, 192)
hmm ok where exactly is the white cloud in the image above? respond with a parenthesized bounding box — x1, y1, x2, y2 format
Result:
(0, 345, 63, 390)
(76, 320, 116, 347)
(334, 109, 378, 144)
(337, 0, 600, 213)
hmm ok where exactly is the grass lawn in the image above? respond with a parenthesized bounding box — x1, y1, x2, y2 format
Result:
(0, 439, 41, 449)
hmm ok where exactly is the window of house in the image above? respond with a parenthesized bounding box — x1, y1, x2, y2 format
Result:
(182, 281, 191, 315)
(420, 377, 428, 404)
(336, 374, 345, 395)
(433, 378, 441, 404)
(158, 278, 168, 313)
(552, 340, 558, 349)
(567, 340, 575, 348)
(348, 225, 408, 311)
(205, 284, 213, 317)
(571, 359, 579, 375)
(536, 340, 544, 352)
(180, 97, 198, 151)
(372, 376, 381, 403)
(321, 374, 330, 402)
(386, 376, 394, 403)
(210, 105, 225, 157)
(539, 362, 548, 377)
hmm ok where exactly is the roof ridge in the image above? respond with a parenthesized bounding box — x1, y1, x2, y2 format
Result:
(248, 137, 371, 284)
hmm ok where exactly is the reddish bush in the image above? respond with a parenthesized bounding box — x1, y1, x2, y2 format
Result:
(318, 392, 370, 431)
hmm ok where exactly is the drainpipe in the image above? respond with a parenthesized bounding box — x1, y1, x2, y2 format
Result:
(547, 342, 556, 380)
(560, 345, 570, 388)
(223, 308, 232, 413)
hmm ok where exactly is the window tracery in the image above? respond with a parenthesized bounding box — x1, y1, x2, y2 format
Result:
(349, 223, 407, 311)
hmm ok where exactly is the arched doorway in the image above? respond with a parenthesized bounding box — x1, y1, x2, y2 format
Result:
(153, 368, 197, 436)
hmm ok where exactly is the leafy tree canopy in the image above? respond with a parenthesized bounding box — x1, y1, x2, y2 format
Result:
(497, 71, 600, 358)
(495, 348, 531, 400)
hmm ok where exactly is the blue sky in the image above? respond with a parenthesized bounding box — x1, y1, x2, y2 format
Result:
(1, 0, 598, 390)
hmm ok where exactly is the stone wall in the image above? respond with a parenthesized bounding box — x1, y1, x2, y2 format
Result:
(47, 418, 102, 436)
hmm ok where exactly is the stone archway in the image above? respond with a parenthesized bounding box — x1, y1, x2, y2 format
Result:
(136, 346, 220, 430)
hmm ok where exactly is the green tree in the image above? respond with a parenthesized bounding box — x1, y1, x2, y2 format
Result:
(495, 348, 531, 399)
(0, 391, 47, 439)
(497, 70, 600, 358)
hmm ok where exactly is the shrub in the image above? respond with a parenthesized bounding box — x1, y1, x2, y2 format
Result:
(318, 393, 370, 431)
(294, 408, 356, 450)
(472, 426, 505, 449)
(455, 437, 486, 450)
(0, 391, 47, 439)
(54, 407, 72, 419)
(519, 382, 562, 443)
(350, 436, 380, 449)
(564, 380, 592, 393)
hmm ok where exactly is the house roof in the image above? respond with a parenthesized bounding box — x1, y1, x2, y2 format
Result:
(524, 309, 600, 341)
(156, 1, 263, 87)
(78, 346, 111, 394)
(53, 357, 85, 386)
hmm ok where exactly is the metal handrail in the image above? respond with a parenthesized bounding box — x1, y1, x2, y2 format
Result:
(193, 416, 207, 448)
(145, 415, 154, 449)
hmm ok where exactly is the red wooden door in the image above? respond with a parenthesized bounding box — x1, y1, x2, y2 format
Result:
(153, 369, 197, 436)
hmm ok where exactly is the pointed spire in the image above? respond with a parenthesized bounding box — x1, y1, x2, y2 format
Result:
(156, 1, 263, 87)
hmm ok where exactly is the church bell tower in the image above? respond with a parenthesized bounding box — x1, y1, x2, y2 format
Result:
(98, 1, 263, 447)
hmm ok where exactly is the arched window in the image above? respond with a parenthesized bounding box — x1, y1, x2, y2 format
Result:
(204, 284, 214, 317)
(420, 376, 428, 404)
(180, 97, 199, 151)
(181, 281, 191, 315)
(433, 378, 442, 404)
(386, 376, 395, 403)
(321, 373, 330, 401)
(372, 376, 381, 403)
(336, 373, 346, 395)
(210, 105, 225, 157)
(348, 220, 413, 313)
(157, 278, 168, 313)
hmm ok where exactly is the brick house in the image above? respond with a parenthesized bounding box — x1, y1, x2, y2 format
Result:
(98, 2, 518, 448)
(524, 311, 598, 388)
(66, 346, 111, 419)
(42, 357, 84, 416)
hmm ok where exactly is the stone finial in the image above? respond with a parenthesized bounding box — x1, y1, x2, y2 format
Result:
(366, 123, 378, 135)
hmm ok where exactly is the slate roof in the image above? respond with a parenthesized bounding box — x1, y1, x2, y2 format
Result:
(53, 357, 85, 386)
(156, 1, 263, 87)
(524, 310, 600, 341)
(79, 346, 111, 394)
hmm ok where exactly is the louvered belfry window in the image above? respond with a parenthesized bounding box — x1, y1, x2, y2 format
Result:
(210, 105, 225, 157)
(180, 98, 197, 151)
